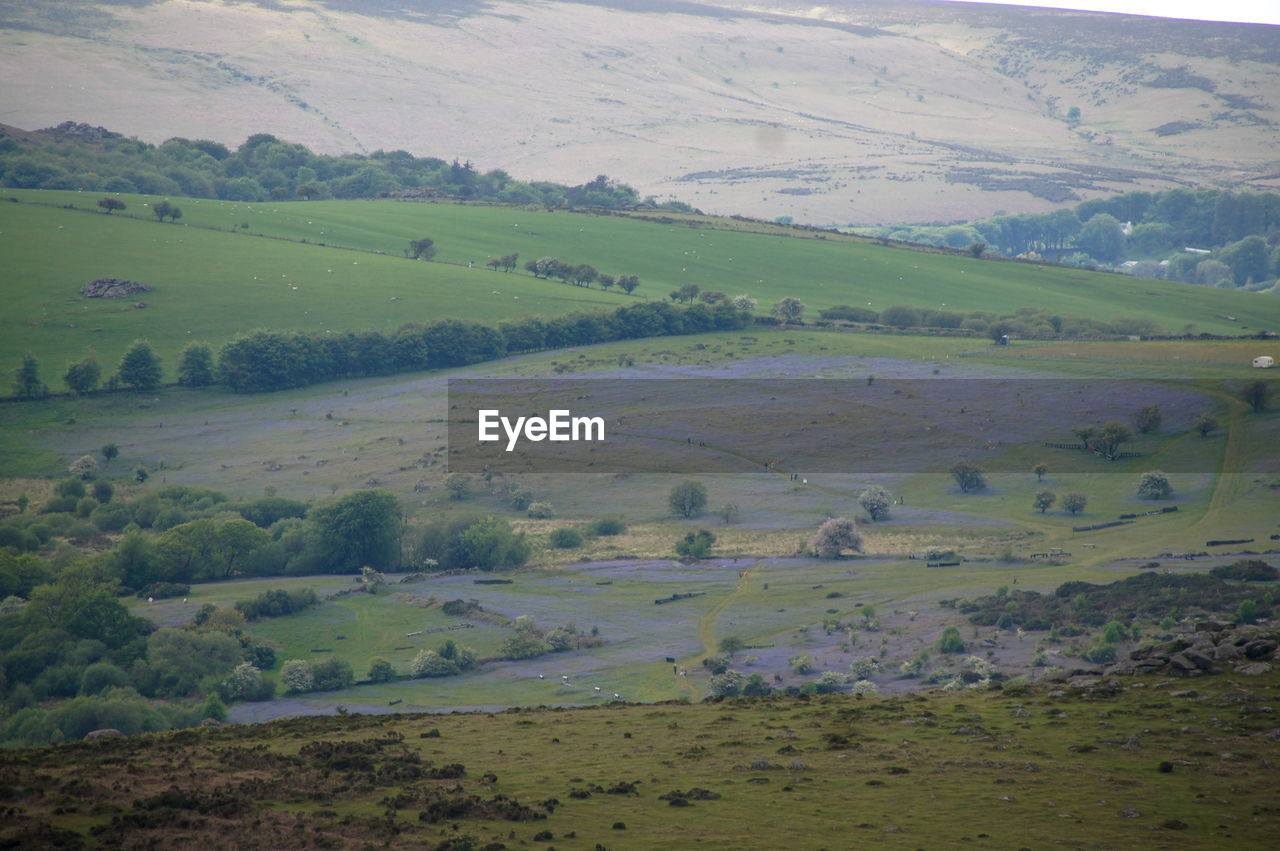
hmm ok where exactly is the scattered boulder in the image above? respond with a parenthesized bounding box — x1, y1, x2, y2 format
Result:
(1235, 662, 1272, 676)
(84, 728, 126, 741)
(1244, 639, 1278, 660)
(80, 278, 150, 299)
(1168, 653, 1206, 676)
(1214, 643, 1242, 662)
(1181, 647, 1215, 671)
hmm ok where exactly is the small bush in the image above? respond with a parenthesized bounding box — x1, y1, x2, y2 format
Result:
(936, 626, 965, 654)
(587, 517, 626, 536)
(411, 650, 460, 678)
(548, 527, 583, 549)
(1081, 644, 1117, 664)
(40, 495, 78, 515)
(90, 501, 133, 532)
(526, 502, 554, 519)
(675, 529, 716, 560)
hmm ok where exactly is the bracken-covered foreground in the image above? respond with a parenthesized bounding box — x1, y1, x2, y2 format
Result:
(3, 668, 1279, 849)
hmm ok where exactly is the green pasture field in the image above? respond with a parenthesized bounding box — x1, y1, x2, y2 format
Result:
(4, 190, 1280, 386)
(0, 196, 621, 382)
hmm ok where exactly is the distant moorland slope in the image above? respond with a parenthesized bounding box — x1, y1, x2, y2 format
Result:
(1, 0, 1277, 224)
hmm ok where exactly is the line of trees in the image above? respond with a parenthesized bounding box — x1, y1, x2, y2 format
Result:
(12, 341, 166, 400)
(215, 301, 750, 392)
(0, 123, 693, 211)
(818, 303, 1163, 339)
(523, 255, 641, 295)
(8, 301, 752, 398)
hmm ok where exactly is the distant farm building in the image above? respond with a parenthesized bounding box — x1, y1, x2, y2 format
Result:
(1254, 356, 1274, 368)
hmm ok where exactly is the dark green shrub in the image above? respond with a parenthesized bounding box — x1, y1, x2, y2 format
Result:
(39, 495, 78, 515)
(587, 517, 627, 536)
(880, 305, 922, 328)
(90, 501, 133, 532)
(55, 478, 87, 500)
(549, 527, 583, 549)
(526, 502, 554, 519)
(936, 626, 965, 654)
(675, 529, 716, 560)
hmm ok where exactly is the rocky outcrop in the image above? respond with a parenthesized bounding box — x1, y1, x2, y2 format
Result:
(84, 728, 126, 741)
(1110, 623, 1279, 678)
(80, 278, 150, 299)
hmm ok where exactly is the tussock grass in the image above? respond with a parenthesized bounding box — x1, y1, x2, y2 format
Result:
(5, 672, 1278, 848)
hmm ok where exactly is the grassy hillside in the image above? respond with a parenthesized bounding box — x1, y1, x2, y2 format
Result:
(0, 194, 621, 381)
(2, 0, 1277, 224)
(4, 190, 1278, 384)
(4, 672, 1279, 848)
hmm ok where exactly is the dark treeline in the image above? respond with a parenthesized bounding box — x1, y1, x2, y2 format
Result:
(8, 301, 752, 400)
(871, 188, 1280, 290)
(976, 188, 1280, 256)
(216, 300, 753, 392)
(0, 121, 692, 211)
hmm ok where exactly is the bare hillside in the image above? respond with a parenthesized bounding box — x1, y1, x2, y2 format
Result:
(1, 0, 1276, 224)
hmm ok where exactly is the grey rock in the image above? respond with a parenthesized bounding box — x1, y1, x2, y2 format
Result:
(1244, 639, 1278, 660)
(1214, 643, 1243, 662)
(84, 728, 125, 741)
(1236, 662, 1273, 676)
(1181, 647, 1215, 671)
(80, 278, 150, 299)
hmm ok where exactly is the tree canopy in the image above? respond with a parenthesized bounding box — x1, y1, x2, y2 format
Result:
(309, 490, 402, 572)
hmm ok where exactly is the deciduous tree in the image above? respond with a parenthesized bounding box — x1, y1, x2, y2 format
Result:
(859, 485, 892, 521)
(12, 353, 48, 399)
(63, 356, 101, 396)
(949, 461, 986, 493)
(1137, 470, 1172, 500)
(408, 237, 436, 260)
(115, 341, 162, 392)
(1096, 421, 1133, 457)
(1192, 412, 1219, 437)
(668, 480, 708, 518)
(812, 517, 863, 558)
(177, 342, 214, 387)
(310, 489, 402, 572)
(770, 297, 805, 323)
(1133, 404, 1162, 433)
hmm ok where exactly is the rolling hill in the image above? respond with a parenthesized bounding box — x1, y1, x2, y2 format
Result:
(4, 189, 1278, 381)
(1, 0, 1277, 224)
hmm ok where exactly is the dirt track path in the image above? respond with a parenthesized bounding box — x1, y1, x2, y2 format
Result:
(677, 565, 754, 700)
